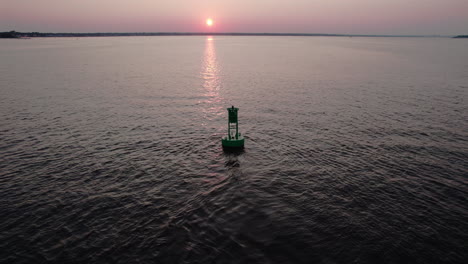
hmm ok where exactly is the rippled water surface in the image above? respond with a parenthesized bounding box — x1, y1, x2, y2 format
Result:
(1, 37, 467, 263)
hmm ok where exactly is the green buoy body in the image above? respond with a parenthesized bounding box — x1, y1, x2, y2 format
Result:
(222, 106, 244, 148)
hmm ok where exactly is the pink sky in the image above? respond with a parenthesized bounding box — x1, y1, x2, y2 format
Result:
(1, 0, 467, 35)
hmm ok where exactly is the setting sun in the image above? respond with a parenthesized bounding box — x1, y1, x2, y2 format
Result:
(206, 18, 213, 27)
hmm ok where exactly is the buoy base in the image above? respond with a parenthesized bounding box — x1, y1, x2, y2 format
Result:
(222, 136, 245, 148)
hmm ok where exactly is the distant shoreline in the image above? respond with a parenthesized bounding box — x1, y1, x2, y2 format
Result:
(0, 31, 463, 38)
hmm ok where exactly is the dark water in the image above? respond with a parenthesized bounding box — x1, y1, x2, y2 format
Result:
(1, 37, 467, 263)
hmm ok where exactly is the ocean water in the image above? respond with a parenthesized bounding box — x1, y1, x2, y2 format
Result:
(0, 36, 467, 263)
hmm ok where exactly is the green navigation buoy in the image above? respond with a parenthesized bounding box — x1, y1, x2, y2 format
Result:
(222, 106, 245, 148)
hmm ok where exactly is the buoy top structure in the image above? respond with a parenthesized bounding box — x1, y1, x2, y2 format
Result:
(222, 106, 245, 148)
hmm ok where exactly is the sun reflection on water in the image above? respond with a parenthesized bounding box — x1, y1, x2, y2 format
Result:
(200, 36, 224, 124)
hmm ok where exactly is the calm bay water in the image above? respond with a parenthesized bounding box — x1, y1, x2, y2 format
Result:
(0, 36, 467, 263)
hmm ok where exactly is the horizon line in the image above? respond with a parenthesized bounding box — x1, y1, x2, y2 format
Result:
(3, 31, 458, 38)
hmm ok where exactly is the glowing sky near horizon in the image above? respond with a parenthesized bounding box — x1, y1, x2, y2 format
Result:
(1, 0, 467, 35)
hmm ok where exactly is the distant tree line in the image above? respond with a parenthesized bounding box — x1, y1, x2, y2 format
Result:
(2, 31, 466, 38)
(0, 31, 19, 38)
